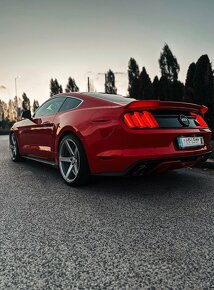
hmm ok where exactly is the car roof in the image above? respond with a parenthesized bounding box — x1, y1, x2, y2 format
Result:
(55, 92, 135, 106)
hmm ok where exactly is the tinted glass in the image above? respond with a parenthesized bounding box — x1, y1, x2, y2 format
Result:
(59, 97, 82, 112)
(34, 97, 66, 118)
(86, 93, 134, 104)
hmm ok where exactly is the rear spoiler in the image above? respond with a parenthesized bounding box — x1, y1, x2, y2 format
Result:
(126, 100, 208, 115)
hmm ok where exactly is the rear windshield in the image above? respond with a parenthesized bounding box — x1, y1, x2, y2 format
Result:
(85, 93, 135, 104)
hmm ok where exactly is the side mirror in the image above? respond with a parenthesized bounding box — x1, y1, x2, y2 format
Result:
(21, 110, 32, 120)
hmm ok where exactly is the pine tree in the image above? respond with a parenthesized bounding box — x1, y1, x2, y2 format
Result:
(185, 62, 196, 88)
(0, 100, 7, 123)
(158, 76, 170, 101)
(171, 81, 184, 101)
(0, 99, 8, 128)
(193, 54, 214, 130)
(0, 100, 4, 122)
(105, 70, 117, 94)
(50, 78, 63, 96)
(65, 77, 79, 92)
(193, 55, 213, 106)
(159, 44, 180, 82)
(128, 58, 140, 98)
(50, 79, 55, 97)
(32, 100, 39, 112)
(22, 92, 30, 111)
(152, 76, 160, 99)
(8, 99, 17, 121)
(138, 67, 152, 100)
(184, 62, 196, 102)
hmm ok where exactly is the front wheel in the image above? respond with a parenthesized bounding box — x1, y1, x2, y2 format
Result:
(58, 134, 91, 186)
(9, 133, 22, 162)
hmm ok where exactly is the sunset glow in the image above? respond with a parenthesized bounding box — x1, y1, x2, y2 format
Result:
(0, 0, 214, 103)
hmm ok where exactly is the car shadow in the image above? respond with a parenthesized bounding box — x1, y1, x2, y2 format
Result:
(21, 158, 208, 199)
(90, 170, 207, 196)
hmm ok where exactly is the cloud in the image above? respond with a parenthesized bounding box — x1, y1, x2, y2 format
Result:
(0, 85, 7, 90)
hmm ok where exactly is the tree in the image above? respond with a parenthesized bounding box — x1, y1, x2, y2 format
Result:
(171, 81, 184, 101)
(159, 44, 180, 82)
(65, 77, 79, 92)
(128, 58, 140, 98)
(158, 76, 170, 101)
(13, 96, 22, 121)
(105, 69, 117, 94)
(0, 99, 8, 128)
(185, 62, 196, 89)
(22, 92, 30, 111)
(7, 99, 16, 121)
(193, 54, 214, 130)
(138, 67, 152, 100)
(193, 55, 213, 106)
(50, 79, 55, 97)
(0, 100, 7, 123)
(50, 78, 63, 97)
(152, 76, 160, 99)
(184, 62, 196, 102)
(0, 100, 5, 122)
(32, 100, 39, 112)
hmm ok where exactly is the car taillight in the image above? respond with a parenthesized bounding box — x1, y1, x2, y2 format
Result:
(123, 111, 159, 129)
(190, 112, 208, 128)
(200, 105, 208, 115)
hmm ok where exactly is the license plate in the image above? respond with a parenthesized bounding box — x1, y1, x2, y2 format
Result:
(177, 136, 204, 149)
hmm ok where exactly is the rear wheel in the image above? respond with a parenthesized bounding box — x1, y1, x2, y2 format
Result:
(9, 133, 22, 162)
(58, 134, 90, 186)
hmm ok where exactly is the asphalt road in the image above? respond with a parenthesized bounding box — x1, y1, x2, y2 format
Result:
(0, 135, 214, 290)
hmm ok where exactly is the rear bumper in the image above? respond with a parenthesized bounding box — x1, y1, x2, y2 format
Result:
(126, 151, 212, 176)
(93, 151, 212, 176)
(86, 127, 212, 175)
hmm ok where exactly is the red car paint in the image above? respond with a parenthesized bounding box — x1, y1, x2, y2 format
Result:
(11, 93, 212, 175)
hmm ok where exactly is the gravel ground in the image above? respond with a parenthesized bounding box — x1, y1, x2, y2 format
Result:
(0, 135, 214, 290)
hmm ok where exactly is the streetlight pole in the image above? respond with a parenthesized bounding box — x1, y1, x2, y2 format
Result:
(14, 76, 21, 120)
(15, 76, 20, 98)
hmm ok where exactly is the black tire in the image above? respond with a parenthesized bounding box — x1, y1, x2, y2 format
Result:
(58, 134, 91, 186)
(9, 133, 22, 162)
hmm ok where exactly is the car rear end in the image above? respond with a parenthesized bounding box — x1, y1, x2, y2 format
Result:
(118, 100, 212, 175)
(82, 94, 212, 175)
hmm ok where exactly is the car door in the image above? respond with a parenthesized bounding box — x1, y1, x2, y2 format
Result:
(19, 97, 66, 160)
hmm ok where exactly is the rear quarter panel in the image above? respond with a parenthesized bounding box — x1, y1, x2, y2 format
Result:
(53, 105, 125, 168)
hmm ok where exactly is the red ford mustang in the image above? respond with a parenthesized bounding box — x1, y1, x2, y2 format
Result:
(10, 93, 212, 186)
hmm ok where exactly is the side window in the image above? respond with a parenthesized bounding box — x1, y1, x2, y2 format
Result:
(59, 97, 82, 112)
(34, 97, 66, 118)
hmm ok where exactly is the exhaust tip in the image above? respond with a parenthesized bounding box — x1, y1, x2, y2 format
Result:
(132, 165, 147, 176)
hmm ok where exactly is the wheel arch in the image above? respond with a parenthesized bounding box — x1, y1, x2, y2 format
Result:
(55, 128, 90, 167)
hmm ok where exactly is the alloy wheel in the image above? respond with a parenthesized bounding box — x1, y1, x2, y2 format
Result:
(59, 138, 80, 183)
(10, 134, 18, 160)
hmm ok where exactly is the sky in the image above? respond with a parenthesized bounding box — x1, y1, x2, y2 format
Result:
(0, 0, 214, 104)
